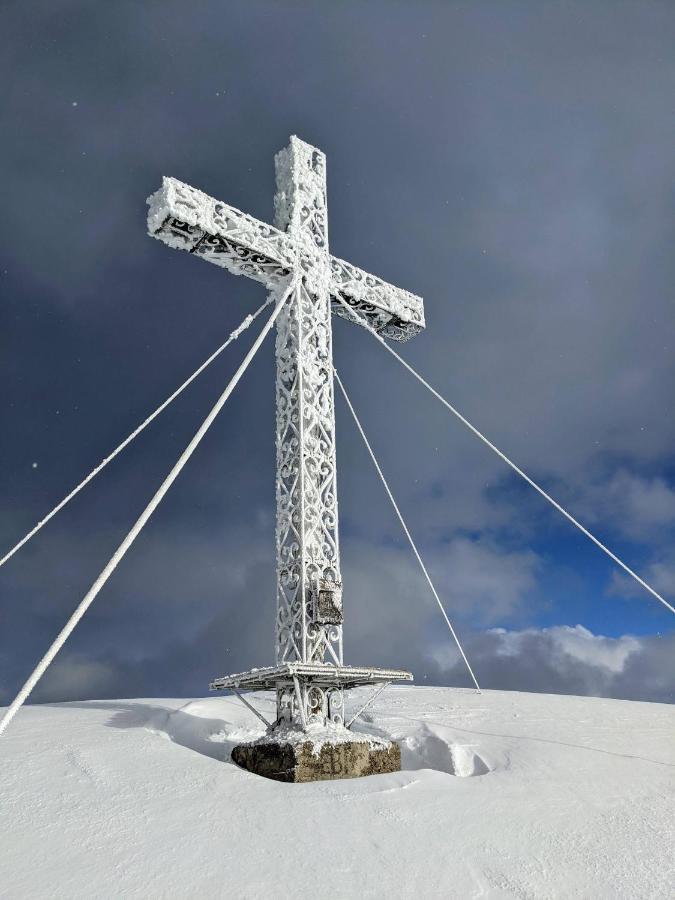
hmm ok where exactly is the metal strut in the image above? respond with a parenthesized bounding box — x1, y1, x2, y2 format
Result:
(346, 682, 391, 729)
(335, 293, 675, 619)
(335, 370, 482, 693)
(230, 686, 273, 729)
(0, 284, 293, 739)
(0, 295, 275, 573)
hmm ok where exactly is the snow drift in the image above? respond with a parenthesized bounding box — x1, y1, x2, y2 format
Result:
(1, 686, 673, 898)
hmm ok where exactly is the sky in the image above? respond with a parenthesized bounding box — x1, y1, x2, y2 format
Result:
(1, 0, 674, 706)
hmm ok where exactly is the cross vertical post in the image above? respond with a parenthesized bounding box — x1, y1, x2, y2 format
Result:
(273, 141, 343, 728)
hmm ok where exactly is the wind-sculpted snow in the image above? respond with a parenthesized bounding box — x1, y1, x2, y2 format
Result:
(400, 723, 493, 776)
(149, 698, 493, 771)
(1, 687, 673, 898)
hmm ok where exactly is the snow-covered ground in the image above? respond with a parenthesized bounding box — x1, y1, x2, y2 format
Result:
(1, 687, 673, 899)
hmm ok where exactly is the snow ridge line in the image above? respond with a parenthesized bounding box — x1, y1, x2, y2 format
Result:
(0, 295, 275, 572)
(335, 294, 675, 618)
(0, 283, 293, 738)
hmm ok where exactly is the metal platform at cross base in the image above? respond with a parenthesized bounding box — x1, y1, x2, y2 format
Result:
(209, 663, 413, 693)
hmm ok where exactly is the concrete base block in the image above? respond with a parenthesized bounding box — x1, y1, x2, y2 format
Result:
(231, 737, 401, 783)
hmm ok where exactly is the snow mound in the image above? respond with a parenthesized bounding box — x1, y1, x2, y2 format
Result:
(145, 698, 493, 773)
(401, 723, 493, 776)
(146, 698, 265, 762)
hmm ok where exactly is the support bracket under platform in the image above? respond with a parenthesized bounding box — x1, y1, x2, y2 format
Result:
(212, 663, 412, 741)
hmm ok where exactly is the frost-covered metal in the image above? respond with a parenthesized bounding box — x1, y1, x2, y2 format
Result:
(147, 136, 424, 730)
(272, 139, 343, 679)
(147, 167, 424, 339)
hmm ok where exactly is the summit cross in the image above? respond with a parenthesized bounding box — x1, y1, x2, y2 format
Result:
(147, 136, 424, 738)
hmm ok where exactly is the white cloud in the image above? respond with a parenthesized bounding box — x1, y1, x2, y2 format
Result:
(433, 537, 540, 623)
(609, 557, 675, 602)
(342, 534, 540, 649)
(429, 624, 674, 703)
(490, 624, 640, 674)
(579, 470, 675, 541)
(35, 656, 118, 702)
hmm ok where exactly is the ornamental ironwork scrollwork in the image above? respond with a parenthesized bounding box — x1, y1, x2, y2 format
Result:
(147, 136, 423, 729)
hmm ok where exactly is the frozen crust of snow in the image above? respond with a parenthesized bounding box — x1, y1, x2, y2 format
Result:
(1, 687, 673, 899)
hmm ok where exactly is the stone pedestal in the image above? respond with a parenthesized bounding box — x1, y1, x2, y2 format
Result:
(231, 734, 401, 783)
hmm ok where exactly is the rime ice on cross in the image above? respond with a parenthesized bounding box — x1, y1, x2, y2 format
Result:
(147, 136, 424, 732)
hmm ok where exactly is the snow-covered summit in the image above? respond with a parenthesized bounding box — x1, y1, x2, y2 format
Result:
(1, 687, 672, 898)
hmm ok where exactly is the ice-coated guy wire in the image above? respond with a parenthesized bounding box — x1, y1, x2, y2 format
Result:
(335, 371, 482, 693)
(0, 296, 274, 572)
(0, 283, 292, 738)
(335, 294, 675, 618)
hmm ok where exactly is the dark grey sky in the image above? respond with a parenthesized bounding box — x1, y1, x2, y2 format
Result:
(2, 1, 674, 705)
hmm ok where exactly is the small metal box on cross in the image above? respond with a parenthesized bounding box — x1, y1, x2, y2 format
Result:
(147, 136, 424, 734)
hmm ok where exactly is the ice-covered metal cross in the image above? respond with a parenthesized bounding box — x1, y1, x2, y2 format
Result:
(147, 136, 424, 730)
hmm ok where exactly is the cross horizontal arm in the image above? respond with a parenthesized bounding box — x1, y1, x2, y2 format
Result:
(330, 256, 425, 342)
(148, 176, 425, 343)
(147, 176, 294, 289)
